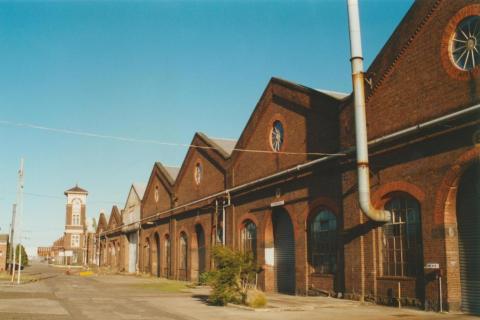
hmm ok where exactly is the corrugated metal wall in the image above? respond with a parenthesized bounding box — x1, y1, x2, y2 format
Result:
(273, 208, 296, 294)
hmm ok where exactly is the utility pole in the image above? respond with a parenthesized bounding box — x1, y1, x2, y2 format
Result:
(10, 158, 24, 284)
(9, 204, 17, 275)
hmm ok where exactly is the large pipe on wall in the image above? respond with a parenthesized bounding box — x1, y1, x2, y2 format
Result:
(347, 0, 391, 222)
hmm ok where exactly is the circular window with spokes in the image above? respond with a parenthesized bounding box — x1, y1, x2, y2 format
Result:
(270, 120, 284, 152)
(450, 16, 480, 71)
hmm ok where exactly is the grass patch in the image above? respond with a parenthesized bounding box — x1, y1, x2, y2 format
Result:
(134, 280, 188, 293)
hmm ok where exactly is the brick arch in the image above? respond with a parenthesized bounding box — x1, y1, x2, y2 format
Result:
(237, 212, 260, 259)
(263, 207, 299, 250)
(372, 180, 426, 209)
(191, 221, 208, 281)
(434, 147, 480, 225)
(237, 212, 260, 234)
(262, 206, 298, 293)
(152, 231, 161, 277)
(302, 197, 340, 230)
(433, 147, 480, 310)
(177, 229, 190, 281)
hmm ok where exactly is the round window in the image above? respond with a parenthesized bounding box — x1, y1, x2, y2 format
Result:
(194, 163, 202, 185)
(270, 120, 284, 152)
(450, 16, 480, 71)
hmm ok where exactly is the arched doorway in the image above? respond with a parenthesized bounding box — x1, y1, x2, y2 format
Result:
(272, 208, 296, 294)
(144, 238, 150, 273)
(195, 224, 206, 275)
(457, 163, 480, 315)
(164, 234, 171, 278)
(155, 233, 161, 277)
(179, 232, 188, 281)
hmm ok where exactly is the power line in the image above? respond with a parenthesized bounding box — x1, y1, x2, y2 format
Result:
(0, 190, 120, 205)
(0, 119, 346, 157)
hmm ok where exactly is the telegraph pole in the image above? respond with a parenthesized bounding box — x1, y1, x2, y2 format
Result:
(16, 158, 25, 284)
(10, 158, 24, 284)
(9, 204, 17, 275)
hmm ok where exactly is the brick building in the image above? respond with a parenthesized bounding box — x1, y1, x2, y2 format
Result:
(47, 185, 96, 266)
(94, 0, 480, 315)
(0, 234, 9, 272)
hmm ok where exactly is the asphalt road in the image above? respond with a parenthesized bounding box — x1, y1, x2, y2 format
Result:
(0, 262, 476, 320)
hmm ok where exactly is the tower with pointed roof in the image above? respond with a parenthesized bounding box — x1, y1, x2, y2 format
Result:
(63, 184, 88, 265)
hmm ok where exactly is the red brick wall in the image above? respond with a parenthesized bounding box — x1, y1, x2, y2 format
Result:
(230, 80, 339, 186)
(174, 136, 227, 206)
(142, 168, 172, 218)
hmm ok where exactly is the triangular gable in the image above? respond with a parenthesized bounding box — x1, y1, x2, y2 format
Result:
(96, 212, 108, 234)
(229, 77, 344, 185)
(124, 184, 141, 211)
(107, 206, 122, 231)
(174, 133, 231, 205)
(132, 183, 146, 201)
(142, 162, 179, 218)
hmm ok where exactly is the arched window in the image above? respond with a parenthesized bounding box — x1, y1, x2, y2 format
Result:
(72, 199, 81, 225)
(241, 220, 257, 260)
(179, 233, 188, 280)
(164, 234, 171, 277)
(309, 209, 337, 274)
(382, 195, 423, 277)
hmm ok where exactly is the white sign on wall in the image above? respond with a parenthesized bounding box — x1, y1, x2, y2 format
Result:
(265, 248, 274, 266)
(64, 250, 73, 257)
(425, 263, 440, 269)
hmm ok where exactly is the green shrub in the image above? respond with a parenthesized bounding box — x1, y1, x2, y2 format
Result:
(207, 246, 265, 307)
(198, 271, 216, 286)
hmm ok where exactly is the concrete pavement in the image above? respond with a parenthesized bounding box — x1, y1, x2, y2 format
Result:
(0, 262, 476, 320)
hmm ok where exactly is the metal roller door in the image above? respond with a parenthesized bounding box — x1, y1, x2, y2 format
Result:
(457, 164, 480, 315)
(273, 209, 296, 294)
(196, 225, 206, 274)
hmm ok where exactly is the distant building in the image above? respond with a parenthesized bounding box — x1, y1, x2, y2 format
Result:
(47, 185, 96, 266)
(121, 183, 146, 273)
(0, 234, 9, 272)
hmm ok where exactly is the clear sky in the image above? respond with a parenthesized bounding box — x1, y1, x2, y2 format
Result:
(0, 0, 413, 255)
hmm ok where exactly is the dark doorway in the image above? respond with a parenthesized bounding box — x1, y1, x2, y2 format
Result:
(155, 233, 161, 277)
(273, 208, 296, 294)
(457, 163, 480, 315)
(196, 224, 206, 275)
(164, 234, 171, 278)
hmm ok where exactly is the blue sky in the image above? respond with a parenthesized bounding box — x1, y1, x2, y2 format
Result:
(0, 0, 413, 255)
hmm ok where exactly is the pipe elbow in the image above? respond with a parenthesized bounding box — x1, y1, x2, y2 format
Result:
(359, 192, 391, 222)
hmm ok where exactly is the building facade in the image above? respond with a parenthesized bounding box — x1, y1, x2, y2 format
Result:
(0, 234, 9, 272)
(93, 0, 480, 315)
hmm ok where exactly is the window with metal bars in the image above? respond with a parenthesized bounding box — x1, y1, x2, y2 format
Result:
(382, 195, 423, 277)
(179, 232, 188, 280)
(309, 209, 337, 274)
(240, 220, 257, 260)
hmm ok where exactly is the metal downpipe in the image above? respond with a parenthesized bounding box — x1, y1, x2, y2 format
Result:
(347, 0, 390, 222)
